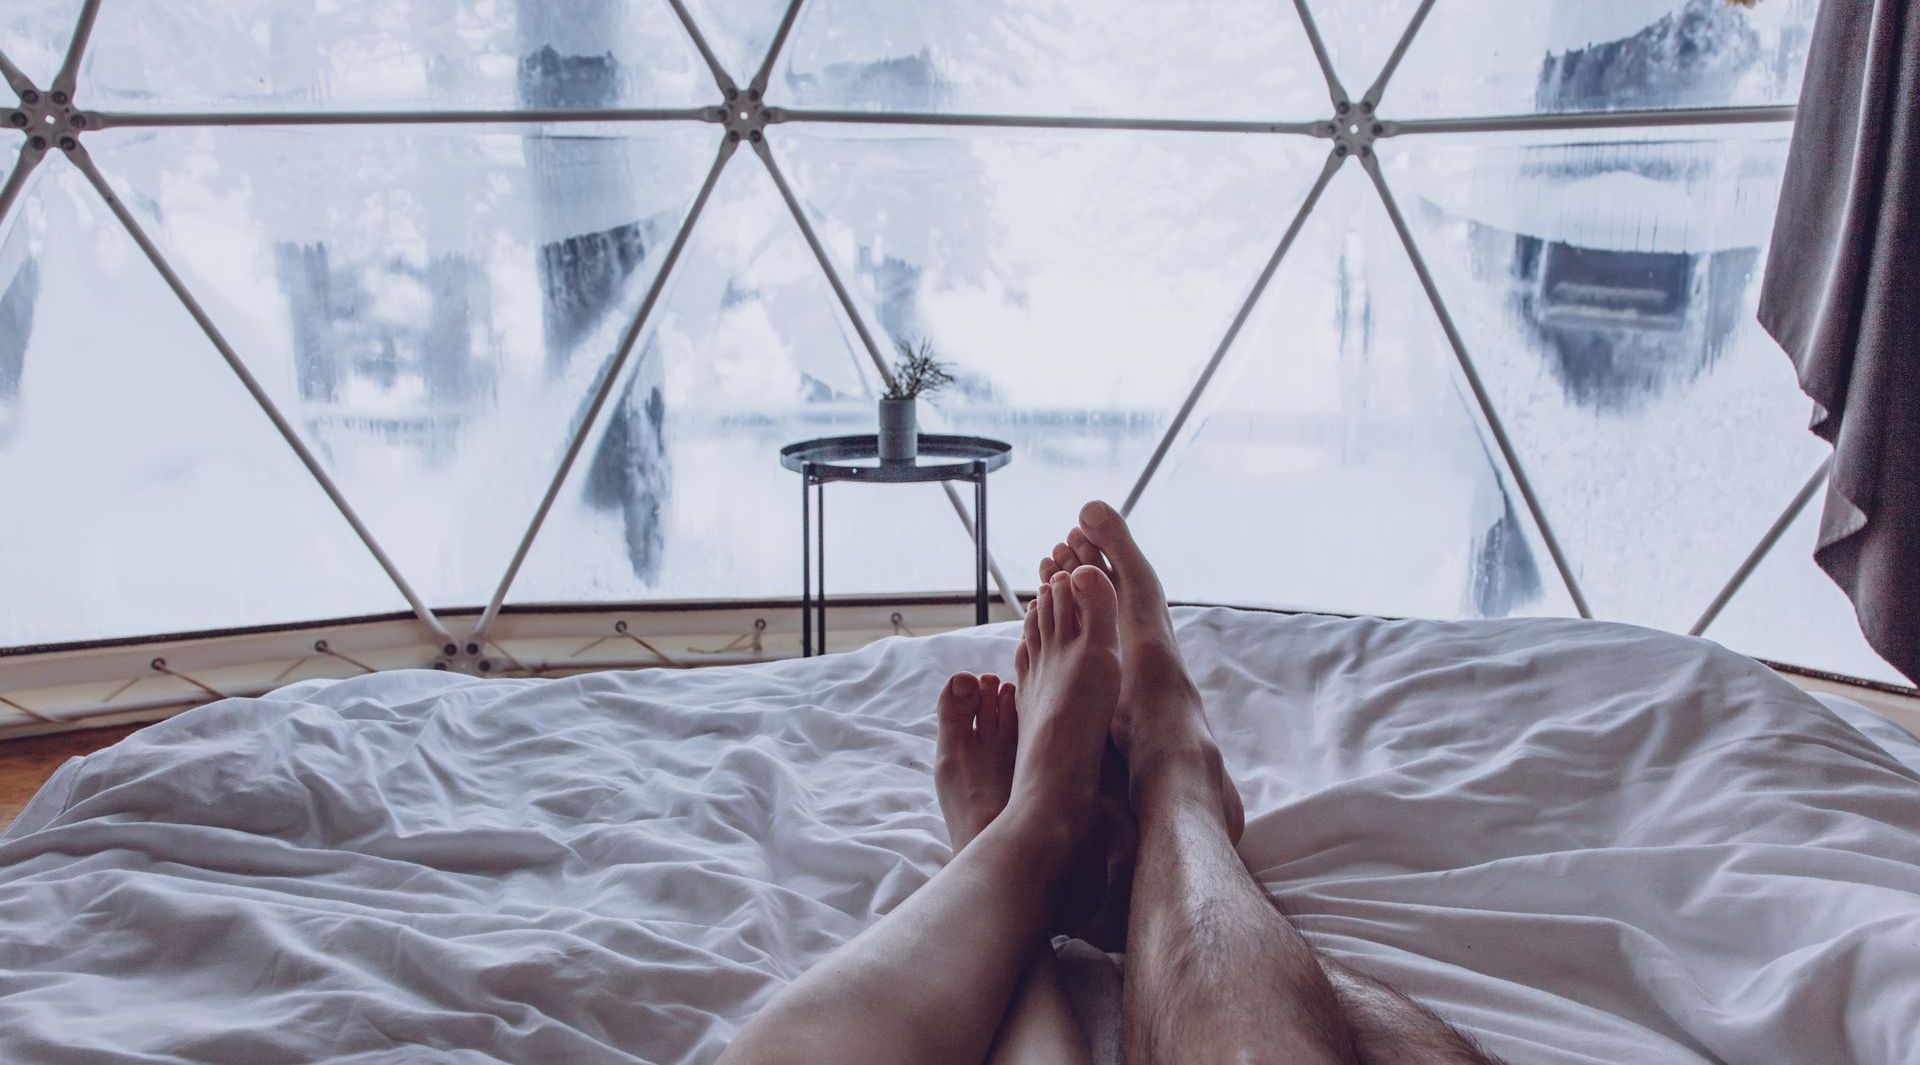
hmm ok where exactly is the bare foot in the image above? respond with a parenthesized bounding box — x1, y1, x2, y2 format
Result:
(935, 669, 1121, 941)
(934, 672, 1018, 851)
(1045, 500, 1245, 842)
(1008, 565, 1123, 830)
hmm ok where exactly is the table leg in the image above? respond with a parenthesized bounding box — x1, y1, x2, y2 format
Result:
(816, 478, 827, 654)
(974, 461, 989, 626)
(802, 465, 813, 657)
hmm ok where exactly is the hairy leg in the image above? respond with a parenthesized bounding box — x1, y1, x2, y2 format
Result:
(1073, 501, 1504, 1065)
(1321, 956, 1508, 1065)
(719, 566, 1121, 1065)
(933, 671, 1094, 1065)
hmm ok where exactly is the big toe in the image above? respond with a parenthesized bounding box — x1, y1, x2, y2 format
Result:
(1077, 501, 1145, 568)
(937, 672, 980, 738)
(1068, 565, 1119, 646)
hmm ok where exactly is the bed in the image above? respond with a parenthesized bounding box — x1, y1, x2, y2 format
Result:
(2, 608, 1917, 1064)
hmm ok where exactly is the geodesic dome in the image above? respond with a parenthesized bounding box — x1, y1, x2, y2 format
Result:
(1, 0, 1904, 705)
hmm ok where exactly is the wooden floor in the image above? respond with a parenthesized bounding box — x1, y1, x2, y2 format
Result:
(0, 725, 141, 833)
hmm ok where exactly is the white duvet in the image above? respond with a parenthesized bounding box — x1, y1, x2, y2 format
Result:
(3, 609, 1918, 1064)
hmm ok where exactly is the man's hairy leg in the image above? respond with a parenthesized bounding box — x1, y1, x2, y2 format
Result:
(1320, 954, 1509, 1065)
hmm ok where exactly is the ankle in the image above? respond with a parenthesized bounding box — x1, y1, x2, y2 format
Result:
(1128, 744, 1227, 823)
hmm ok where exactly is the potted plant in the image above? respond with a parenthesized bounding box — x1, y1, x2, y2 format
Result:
(878, 338, 955, 463)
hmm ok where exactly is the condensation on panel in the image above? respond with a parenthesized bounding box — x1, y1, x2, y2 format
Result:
(0, 160, 404, 647)
(0, 0, 81, 95)
(773, 124, 1332, 581)
(84, 122, 722, 609)
(1129, 165, 1575, 622)
(1704, 485, 1907, 686)
(509, 148, 979, 607)
(1385, 129, 1827, 633)
(1387, 0, 1816, 119)
(77, 1, 711, 113)
(776, 0, 1325, 120)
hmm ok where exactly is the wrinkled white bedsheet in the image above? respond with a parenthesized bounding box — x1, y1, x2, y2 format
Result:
(3, 610, 1919, 1064)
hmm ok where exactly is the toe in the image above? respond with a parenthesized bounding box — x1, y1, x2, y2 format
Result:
(1043, 571, 1071, 640)
(1017, 607, 1038, 676)
(1055, 569, 1083, 639)
(937, 673, 979, 737)
(1069, 565, 1119, 646)
(975, 674, 1002, 734)
(1038, 556, 1059, 583)
(1066, 528, 1108, 573)
(1051, 542, 1077, 576)
(1077, 500, 1146, 571)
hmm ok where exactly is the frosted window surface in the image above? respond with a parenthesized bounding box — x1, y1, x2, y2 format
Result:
(512, 153, 979, 604)
(0, 164, 404, 645)
(1389, 130, 1827, 633)
(778, 0, 1326, 119)
(85, 123, 720, 609)
(1130, 168, 1575, 621)
(77, 1, 710, 113)
(774, 127, 1331, 581)
(1704, 497, 1906, 688)
(677, 0, 793, 91)
(0, 0, 81, 97)
(1390, 0, 1816, 118)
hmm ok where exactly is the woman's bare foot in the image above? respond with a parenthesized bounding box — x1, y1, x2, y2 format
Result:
(1008, 565, 1123, 831)
(935, 672, 1019, 851)
(1045, 500, 1246, 842)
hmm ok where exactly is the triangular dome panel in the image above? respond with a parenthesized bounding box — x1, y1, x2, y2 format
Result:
(677, 0, 793, 90)
(773, 125, 1333, 579)
(509, 148, 981, 606)
(777, 0, 1325, 120)
(0, 0, 80, 96)
(1303, 0, 1425, 103)
(0, 160, 404, 646)
(1388, 0, 1816, 120)
(76, 1, 710, 114)
(1130, 163, 1574, 621)
(1704, 482, 1907, 686)
(1384, 131, 1829, 632)
(84, 121, 722, 610)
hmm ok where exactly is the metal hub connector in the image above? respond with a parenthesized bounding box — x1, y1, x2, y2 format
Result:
(712, 87, 771, 144)
(7, 83, 88, 152)
(1328, 100, 1382, 158)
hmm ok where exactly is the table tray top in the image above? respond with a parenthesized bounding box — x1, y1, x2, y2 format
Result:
(780, 434, 1011, 482)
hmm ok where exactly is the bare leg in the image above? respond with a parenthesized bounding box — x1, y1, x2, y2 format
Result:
(933, 671, 1094, 1065)
(1321, 956, 1507, 1065)
(720, 566, 1121, 1065)
(1070, 501, 1501, 1065)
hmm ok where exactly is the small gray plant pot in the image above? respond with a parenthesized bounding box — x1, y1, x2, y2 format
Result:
(877, 397, 918, 463)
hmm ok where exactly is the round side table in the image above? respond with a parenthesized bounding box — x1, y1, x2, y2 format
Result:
(779, 434, 1013, 656)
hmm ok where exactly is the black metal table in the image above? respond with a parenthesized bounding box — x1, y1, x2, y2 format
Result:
(780, 434, 1012, 657)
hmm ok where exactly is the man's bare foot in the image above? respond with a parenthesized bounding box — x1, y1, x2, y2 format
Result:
(1008, 565, 1123, 830)
(934, 672, 1018, 851)
(1043, 500, 1245, 841)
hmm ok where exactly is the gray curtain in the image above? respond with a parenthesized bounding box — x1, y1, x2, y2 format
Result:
(1758, 0, 1919, 685)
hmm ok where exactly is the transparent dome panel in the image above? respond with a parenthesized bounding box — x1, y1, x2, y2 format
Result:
(77, 1, 710, 114)
(1384, 128, 1828, 633)
(511, 149, 983, 606)
(0, 161, 404, 647)
(1305, 0, 1425, 103)
(1704, 485, 1908, 687)
(677, 0, 793, 89)
(1130, 165, 1575, 622)
(1388, 0, 1817, 119)
(773, 125, 1332, 581)
(0, 0, 81, 98)
(776, 0, 1325, 120)
(85, 122, 722, 610)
